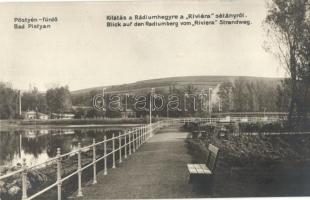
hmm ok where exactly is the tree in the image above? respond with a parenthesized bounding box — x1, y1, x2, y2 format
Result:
(0, 82, 18, 119)
(183, 84, 198, 117)
(276, 80, 291, 111)
(46, 86, 72, 114)
(265, 0, 310, 128)
(217, 78, 279, 113)
(21, 87, 48, 113)
(217, 81, 233, 112)
(232, 78, 249, 112)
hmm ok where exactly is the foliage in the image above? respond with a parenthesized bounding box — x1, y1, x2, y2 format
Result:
(265, 0, 310, 128)
(21, 87, 47, 113)
(217, 78, 279, 112)
(72, 90, 104, 118)
(238, 122, 289, 133)
(217, 81, 233, 112)
(0, 82, 18, 119)
(45, 86, 72, 114)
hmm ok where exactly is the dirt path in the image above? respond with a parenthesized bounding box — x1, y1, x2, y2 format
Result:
(72, 126, 204, 199)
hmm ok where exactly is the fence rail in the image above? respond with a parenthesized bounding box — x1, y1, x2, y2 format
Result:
(180, 116, 286, 124)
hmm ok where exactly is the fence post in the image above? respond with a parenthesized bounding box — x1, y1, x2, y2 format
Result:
(77, 143, 83, 197)
(144, 125, 146, 143)
(137, 128, 140, 149)
(133, 130, 136, 153)
(139, 126, 142, 146)
(142, 125, 144, 144)
(142, 125, 145, 144)
(145, 125, 147, 141)
(112, 133, 116, 168)
(129, 131, 132, 155)
(136, 128, 139, 150)
(145, 125, 147, 140)
(134, 129, 137, 151)
(104, 135, 108, 175)
(119, 132, 122, 163)
(139, 127, 143, 146)
(124, 131, 127, 159)
(92, 139, 97, 184)
(57, 148, 62, 200)
(21, 158, 27, 200)
(140, 128, 142, 147)
(136, 128, 139, 148)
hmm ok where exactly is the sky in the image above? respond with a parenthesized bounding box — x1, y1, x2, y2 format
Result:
(0, 0, 286, 91)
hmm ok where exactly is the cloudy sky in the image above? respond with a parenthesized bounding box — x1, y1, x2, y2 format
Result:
(0, 0, 285, 91)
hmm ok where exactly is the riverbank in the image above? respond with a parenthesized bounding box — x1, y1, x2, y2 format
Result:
(0, 118, 147, 131)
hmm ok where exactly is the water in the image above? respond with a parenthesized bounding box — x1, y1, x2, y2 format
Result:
(0, 126, 137, 169)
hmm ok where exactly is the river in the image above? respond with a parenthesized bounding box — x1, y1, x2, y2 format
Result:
(0, 125, 139, 169)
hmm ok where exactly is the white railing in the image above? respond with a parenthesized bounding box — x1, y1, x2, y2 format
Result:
(179, 116, 285, 124)
(0, 119, 180, 200)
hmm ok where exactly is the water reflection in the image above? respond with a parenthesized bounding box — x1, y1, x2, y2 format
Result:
(0, 127, 131, 168)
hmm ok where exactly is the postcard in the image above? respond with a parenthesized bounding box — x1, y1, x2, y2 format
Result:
(0, 0, 309, 199)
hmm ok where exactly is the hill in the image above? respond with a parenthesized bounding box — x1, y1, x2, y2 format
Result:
(71, 75, 282, 96)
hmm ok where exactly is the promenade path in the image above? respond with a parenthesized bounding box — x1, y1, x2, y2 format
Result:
(73, 126, 204, 199)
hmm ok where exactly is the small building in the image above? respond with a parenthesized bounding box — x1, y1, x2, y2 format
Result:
(52, 113, 75, 119)
(219, 116, 231, 123)
(23, 111, 49, 120)
(38, 113, 49, 120)
(22, 111, 36, 120)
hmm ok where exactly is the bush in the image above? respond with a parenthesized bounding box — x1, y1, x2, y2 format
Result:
(239, 121, 289, 133)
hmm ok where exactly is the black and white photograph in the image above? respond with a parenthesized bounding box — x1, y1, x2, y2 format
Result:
(0, 0, 310, 199)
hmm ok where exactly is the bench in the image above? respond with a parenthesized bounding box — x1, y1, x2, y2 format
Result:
(187, 144, 219, 183)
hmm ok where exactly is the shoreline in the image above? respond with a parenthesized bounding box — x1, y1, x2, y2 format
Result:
(0, 118, 148, 131)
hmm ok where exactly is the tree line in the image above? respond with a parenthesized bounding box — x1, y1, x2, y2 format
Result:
(217, 78, 283, 113)
(72, 78, 285, 119)
(0, 83, 72, 119)
(0, 78, 289, 120)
